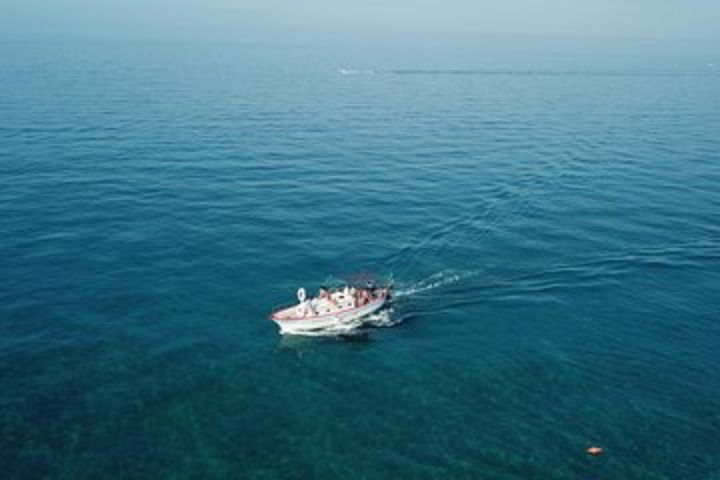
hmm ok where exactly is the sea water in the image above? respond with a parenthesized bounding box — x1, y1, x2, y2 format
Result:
(1, 37, 719, 479)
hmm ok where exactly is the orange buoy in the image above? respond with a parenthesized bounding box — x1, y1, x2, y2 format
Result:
(586, 446, 603, 456)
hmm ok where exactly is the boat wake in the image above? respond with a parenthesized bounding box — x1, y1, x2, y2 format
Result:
(363, 308, 403, 328)
(338, 68, 375, 76)
(394, 270, 479, 298)
(392, 241, 720, 315)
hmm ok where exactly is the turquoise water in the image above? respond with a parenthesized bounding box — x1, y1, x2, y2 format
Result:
(1, 39, 720, 479)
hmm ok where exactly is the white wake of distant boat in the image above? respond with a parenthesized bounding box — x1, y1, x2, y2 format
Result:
(338, 68, 375, 76)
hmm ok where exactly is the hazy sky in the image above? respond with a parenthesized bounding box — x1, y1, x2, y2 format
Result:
(3, 0, 719, 41)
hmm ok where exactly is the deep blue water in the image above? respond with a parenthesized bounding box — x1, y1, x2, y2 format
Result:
(1, 38, 720, 479)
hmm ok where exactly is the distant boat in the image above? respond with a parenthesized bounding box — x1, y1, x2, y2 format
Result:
(269, 280, 392, 335)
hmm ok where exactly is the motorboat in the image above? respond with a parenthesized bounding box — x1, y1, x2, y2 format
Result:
(269, 281, 392, 335)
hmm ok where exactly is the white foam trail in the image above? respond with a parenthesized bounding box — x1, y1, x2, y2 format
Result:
(338, 68, 375, 76)
(394, 270, 477, 298)
(363, 308, 403, 328)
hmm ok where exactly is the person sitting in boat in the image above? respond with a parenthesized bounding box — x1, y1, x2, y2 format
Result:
(357, 288, 371, 306)
(347, 287, 357, 308)
(318, 286, 338, 308)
